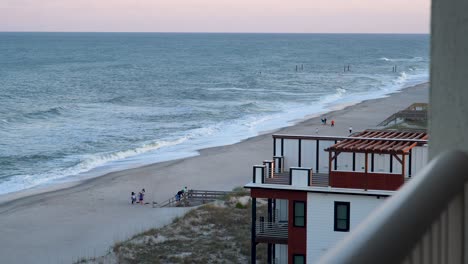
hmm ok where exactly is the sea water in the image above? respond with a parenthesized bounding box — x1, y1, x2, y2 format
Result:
(0, 33, 429, 194)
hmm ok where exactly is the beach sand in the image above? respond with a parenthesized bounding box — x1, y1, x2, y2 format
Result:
(0, 83, 428, 263)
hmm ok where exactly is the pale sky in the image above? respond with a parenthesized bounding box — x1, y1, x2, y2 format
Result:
(0, 0, 430, 33)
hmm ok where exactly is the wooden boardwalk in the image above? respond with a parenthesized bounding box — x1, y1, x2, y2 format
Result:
(157, 190, 232, 208)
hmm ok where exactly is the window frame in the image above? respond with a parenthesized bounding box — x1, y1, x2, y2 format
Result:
(334, 201, 350, 232)
(293, 201, 306, 227)
(293, 254, 305, 264)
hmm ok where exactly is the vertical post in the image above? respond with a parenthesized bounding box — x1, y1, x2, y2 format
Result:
(316, 140, 320, 173)
(298, 139, 302, 167)
(268, 243, 272, 264)
(390, 154, 393, 173)
(365, 152, 368, 190)
(352, 152, 356, 171)
(409, 149, 413, 177)
(251, 197, 257, 264)
(402, 154, 406, 178)
(334, 140, 338, 170)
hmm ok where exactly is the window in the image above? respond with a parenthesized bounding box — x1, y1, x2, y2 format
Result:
(293, 254, 305, 264)
(294, 201, 305, 227)
(334, 201, 350, 232)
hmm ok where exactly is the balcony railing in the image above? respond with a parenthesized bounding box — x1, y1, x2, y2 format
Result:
(318, 150, 468, 264)
(255, 221, 288, 244)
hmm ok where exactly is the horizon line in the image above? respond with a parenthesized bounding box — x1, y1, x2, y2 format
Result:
(0, 31, 430, 35)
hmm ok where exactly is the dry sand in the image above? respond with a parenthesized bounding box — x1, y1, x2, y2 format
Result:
(0, 83, 428, 263)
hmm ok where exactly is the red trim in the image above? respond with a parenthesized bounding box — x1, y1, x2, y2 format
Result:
(330, 171, 403, 190)
(250, 189, 307, 262)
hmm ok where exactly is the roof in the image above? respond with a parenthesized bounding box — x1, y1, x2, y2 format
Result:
(325, 130, 428, 155)
(244, 182, 394, 197)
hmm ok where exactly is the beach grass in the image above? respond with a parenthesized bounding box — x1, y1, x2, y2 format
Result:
(83, 188, 267, 264)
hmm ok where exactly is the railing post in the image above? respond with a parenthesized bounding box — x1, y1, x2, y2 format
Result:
(274, 156, 284, 173)
(251, 197, 257, 264)
(260, 216, 265, 234)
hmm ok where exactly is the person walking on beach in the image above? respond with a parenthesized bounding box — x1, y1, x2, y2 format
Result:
(349, 126, 353, 134)
(131, 192, 136, 204)
(331, 120, 335, 127)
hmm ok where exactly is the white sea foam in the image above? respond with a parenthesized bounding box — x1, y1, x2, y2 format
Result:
(379, 57, 424, 62)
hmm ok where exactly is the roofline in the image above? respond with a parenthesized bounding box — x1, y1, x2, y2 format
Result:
(244, 183, 394, 197)
(272, 134, 428, 144)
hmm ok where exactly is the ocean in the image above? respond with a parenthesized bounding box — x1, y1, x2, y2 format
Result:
(0, 33, 429, 195)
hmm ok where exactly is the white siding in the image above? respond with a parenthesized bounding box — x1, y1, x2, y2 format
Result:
(354, 153, 367, 172)
(318, 140, 334, 173)
(283, 139, 299, 169)
(411, 145, 428, 176)
(301, 140, 316, 169)
(373, 153, 390, 173)
(277, 199, 288, 222)
(291, 169, 309, 187)
(306, 192, 387, 263)
(275, 244, 288, 264)
(335, 152, 353, 171)
(275, 138, 282, 157)
(392, 154, 403, 174)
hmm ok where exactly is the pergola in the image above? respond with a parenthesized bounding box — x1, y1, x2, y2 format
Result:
(325, 130, 428, 190)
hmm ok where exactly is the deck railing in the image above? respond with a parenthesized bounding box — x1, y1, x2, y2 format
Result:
(256, 221, 288, 242)
(318, 150, 468, 264)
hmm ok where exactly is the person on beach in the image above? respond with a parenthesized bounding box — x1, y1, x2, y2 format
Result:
(131, 192, 136, 204)
(139, 189, 145, 205)
(315, 127, 319, 134)
(324, 117, 327, 125)
(349, 126, 353, 134)
(331, 120, 335, 127)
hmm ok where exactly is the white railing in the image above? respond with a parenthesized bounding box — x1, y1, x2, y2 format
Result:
(318, 150, 468, 264)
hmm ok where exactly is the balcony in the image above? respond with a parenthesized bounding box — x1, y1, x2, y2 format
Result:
(255, 220, 288, 244)
(253, 163, 329, 187)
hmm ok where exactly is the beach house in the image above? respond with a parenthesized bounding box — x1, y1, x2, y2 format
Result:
(245, 130, 428, 263)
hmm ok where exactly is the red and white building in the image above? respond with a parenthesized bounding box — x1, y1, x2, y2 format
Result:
(245, 130, 428, 264)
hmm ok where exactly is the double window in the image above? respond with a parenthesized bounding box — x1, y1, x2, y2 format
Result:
(334, 201, 350, 232)
(294, 201, 305, 227)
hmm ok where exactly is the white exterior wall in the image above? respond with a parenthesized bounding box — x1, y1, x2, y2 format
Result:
(306, 192, 387, 263)
(283, 139, 299, 169)
(354, 153, 367, 172)
(277, 139, 335, 173)
(291, 169, 309, 187)
(277, 199, 288, 222)
(318, 140, 334, 173)
(335, 152, 353, 171)
(301, 140, 316, 168)
(411, 145, 428, 176)
(274, 244, 288, 264)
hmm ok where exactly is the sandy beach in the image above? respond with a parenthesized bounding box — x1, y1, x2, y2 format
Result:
(0, 83, 428, 263)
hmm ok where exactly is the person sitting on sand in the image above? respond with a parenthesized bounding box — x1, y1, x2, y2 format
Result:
(131, 192, 136, 204)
